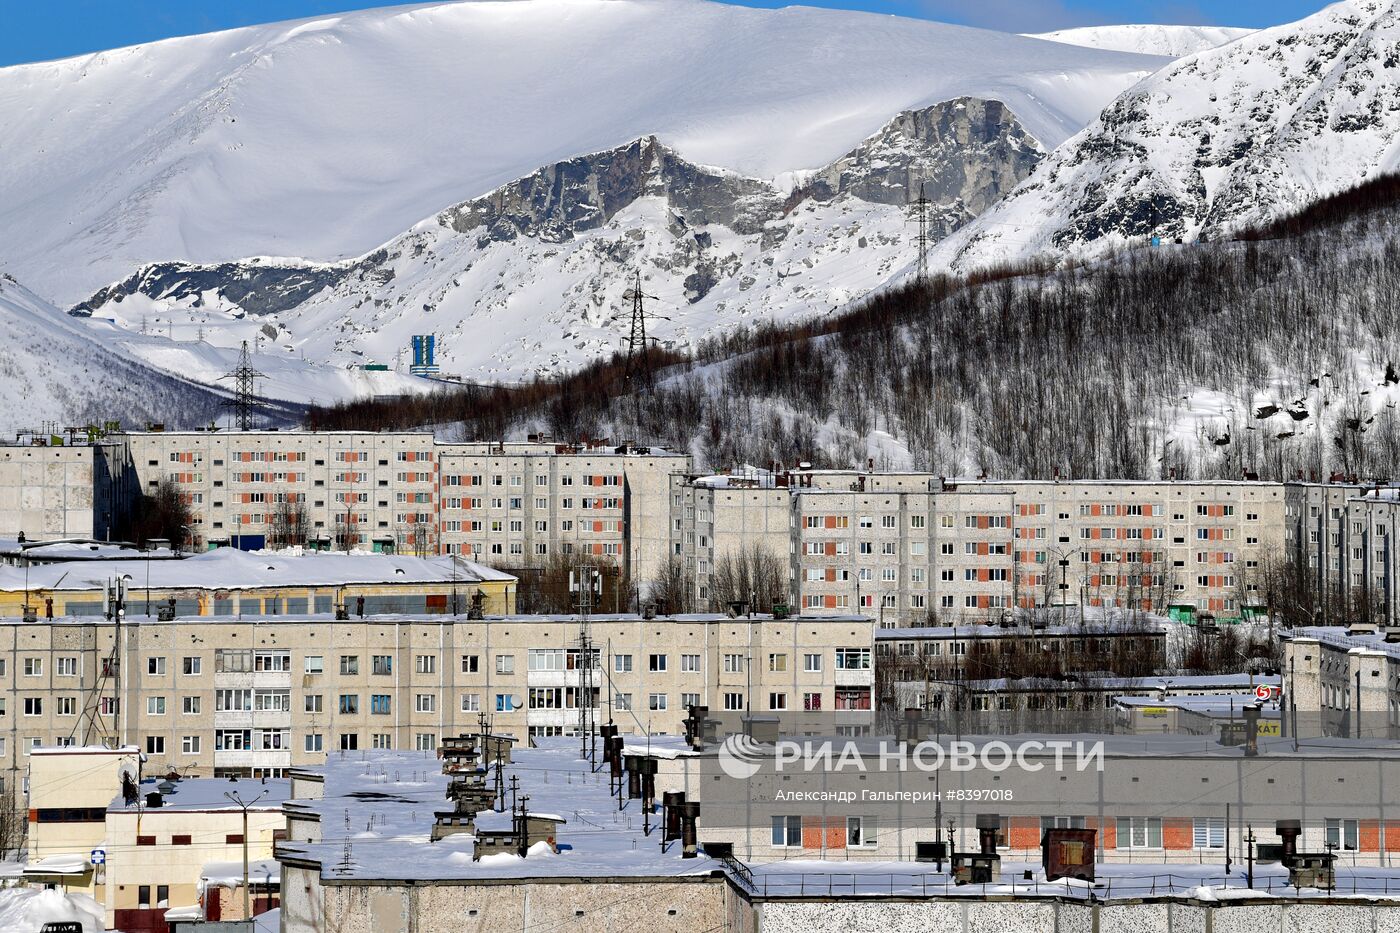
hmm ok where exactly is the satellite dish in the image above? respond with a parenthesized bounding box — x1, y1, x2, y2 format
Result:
(510, 695, 522, 709)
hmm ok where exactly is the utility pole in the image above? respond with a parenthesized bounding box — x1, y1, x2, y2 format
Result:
(224, 788, 268, 920)
(220, 341, 265, 431)
(572, 566, 600, 762)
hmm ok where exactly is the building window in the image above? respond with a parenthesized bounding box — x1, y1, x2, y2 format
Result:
(680, 654, 700, 673)
(1193, 818, 1226, 849)
(306, 734, 323, 752)
(147, 697, 166, 716)
(768, 653, 787, 672)
(23, 658, 41, 677)
(340, 656, 359, 676)
(847, 816, 876, 847)
(461, 654, 480, 673)
(148, 657, 166, 675)
(56, 657, 77, 677)
(496, 655, 514, 675)
(182, 736, 201, 754)
(1325, 819, 1359, 851)
(304, 655, 324, 674)
(723, 654, 744, 673)
(648, 694, 667, 711)
(649, 654, 667, 672)
(804, 653, 822, 673)
(146, 736, 165, 754)
(340, 734, 359, 751)
(415, 655, 436, 675)
(724, 692, 744, 711)
(372, 655, 393, 676)
(769, 693, 787, 710)
(614, 654, 633, 673)
(305, 694, 323, 713)
(182, 657, 201, 675)
(461, 693, 480, 712)
(370, 695, 391, 715)
(496, 694, 515, 712)
(23, 698, 41, 716)
(1117, 817, 1162, 849)
(339, 695, 360, 714)
(416, 694, 436, 713)
(771, 815, 802, 847)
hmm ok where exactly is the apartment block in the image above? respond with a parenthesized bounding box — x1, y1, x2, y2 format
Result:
(1286, 483, 1400, 626)
(0, 442, 117, 540)
(435, 441, 689, 586)
(677, 471, 1288, 626)
(0, 611, 874, 804)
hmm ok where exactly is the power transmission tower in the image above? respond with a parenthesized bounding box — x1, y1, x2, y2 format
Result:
(909, 181, 932, 286)
(220, 340, 265, 430)
(622, 271, 660, 396)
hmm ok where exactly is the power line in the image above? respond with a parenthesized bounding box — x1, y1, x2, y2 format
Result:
(220, 340, 266, 431)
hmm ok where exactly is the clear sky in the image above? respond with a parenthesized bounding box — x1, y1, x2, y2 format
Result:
(0, 0, 1334, 68)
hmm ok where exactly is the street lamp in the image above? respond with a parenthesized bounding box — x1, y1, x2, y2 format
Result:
(224, 788, 269, 919)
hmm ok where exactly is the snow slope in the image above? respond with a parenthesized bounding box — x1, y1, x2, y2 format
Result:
(946, 0, 1400, 270)
(74, 100, 1044, 380)
(0, 274, 241, 433)
(0, 0, 1167, 305)
(1025, 24, 1253, 57)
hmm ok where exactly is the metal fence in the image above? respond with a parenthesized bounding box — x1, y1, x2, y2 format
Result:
(738, 869, 1400, 900)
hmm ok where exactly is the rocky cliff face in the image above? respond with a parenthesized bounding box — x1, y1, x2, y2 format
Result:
(806, 98, 1041, 229)
(942, 0, 1400, 269)
(71, 97, 1043, 382)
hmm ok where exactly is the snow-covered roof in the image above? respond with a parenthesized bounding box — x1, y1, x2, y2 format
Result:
(1290, 627, 1400, 661)
(31, 744, 139, 757)
(109, 777, 290, 813)
(1114, 693, 1281, 717)
(278, 741, 717, 883)
(1, 540, 177, 562)
(0, 548, 514, 593)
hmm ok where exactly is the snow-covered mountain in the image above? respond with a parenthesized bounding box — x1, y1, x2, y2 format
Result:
(0, 0, 1164, 310)
(947, 0, 1400, 270)
(73, 98, 1043, 380)
(1025, 24, 1253, 57)
(0, 275, 234, 434)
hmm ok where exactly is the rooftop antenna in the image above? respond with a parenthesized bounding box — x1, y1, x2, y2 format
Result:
(220, 340, 265, 431)
(909, 180, 932, 286)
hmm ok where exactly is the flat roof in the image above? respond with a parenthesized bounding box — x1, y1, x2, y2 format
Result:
(278, 742, 719, 883)
(0, 548, 514, 593)
(109, 777, 290, 814)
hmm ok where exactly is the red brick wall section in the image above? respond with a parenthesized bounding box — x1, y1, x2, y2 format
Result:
(1008, 817, 1040, 850)
(1163, 818, 1194, 850)
(1087, 816, 1115, 850)
(1360, 820, 1382, 853)
(1385, 822, 1400, 853)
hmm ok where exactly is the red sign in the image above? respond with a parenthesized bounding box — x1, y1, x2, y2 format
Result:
(1255, 684, 1274, 701)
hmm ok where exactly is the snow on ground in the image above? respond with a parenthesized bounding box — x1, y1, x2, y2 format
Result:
(0, 0, 1167, 305)
(0, 887, 105, 932)
(1024, 24, 1253, 57)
